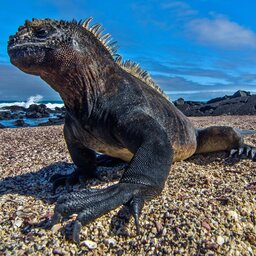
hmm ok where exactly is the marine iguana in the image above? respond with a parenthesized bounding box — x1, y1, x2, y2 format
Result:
(8, 18, 256, 243)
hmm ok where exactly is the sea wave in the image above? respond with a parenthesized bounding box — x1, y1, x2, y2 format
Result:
(0, 95, 64, 110)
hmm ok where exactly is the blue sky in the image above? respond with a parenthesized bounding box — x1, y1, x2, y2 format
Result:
(1, 0, 256, 101)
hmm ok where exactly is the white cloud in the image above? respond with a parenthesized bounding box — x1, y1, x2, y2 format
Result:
(161, 1, 197, 17)
(187, 16, 256, 49)
(161, 1, 190, 9)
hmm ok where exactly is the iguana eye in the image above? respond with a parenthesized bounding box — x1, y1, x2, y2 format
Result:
(35, 28, 48, 38)
(72, 39, 78, 46)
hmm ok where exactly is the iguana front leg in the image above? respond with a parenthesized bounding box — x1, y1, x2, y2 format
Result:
(51, 114, 173, 243)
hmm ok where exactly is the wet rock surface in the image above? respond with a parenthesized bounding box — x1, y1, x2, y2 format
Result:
(26, 104, 50, 118)
(14, 119, 29, 127)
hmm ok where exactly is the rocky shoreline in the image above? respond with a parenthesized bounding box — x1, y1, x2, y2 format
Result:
(0, 103, 66, 128)
(174, 90, 256, 116)
(0, 90, 255, 128)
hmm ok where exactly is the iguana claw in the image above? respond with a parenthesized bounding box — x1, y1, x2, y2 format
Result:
(229, 149, 238, 157)
(126, 197, 144, 235)
(72, 220, 82, 244)
(229, 144, 256, 161)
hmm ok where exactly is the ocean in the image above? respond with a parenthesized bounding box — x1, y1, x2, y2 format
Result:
(0, 95, 64, 110)
(0, 95, 64, 128)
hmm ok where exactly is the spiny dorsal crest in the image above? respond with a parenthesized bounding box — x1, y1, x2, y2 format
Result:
(80, 17, 118, 56)
(80, 17, 169, 100)
(115, 56, 169, 100)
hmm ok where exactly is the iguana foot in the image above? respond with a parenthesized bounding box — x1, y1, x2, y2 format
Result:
(50, 183, 154, 243)
(229, 144, 256, 161)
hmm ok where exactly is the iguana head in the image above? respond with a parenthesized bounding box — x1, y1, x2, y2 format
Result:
(8, 18, 114, 78)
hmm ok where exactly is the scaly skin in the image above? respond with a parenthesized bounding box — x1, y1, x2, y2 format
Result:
(7, 18, 256, 243)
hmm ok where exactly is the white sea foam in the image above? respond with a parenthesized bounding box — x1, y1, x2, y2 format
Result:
(0, 95, 64, 110)
(25, 95, 43, 108)
(43, 103, 64, 109)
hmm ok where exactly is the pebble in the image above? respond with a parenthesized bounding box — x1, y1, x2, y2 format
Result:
(201, 220, 211, 231)
(227, 210, 239, 221)
(105, 238, 117, 246)
(14, 219, 23, 228)
(82, 240, 97, 249)
(51, 224, 62, 233)
(162, 228, 167, 236)
(53, 248, 65, 255)
(217, 236, 225, 245)
(155, 221, 163, 233)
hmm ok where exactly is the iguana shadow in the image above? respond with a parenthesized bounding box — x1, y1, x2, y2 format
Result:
(187, 151, 241, 166)
(0, 161, 127, 203)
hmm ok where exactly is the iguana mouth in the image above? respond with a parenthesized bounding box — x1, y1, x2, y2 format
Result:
(9, 41, 47, 50)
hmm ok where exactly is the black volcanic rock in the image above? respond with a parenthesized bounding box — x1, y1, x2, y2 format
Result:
(174, 100, 205, 116)
(174, 91, 256, 116)
(174, 98, 185, 106)
(38, 117, 65, 126)
(27, 104, 47, 113)
(26, 104, 49, 118)
(232, 90, 250, 98)
(14, 119, 29, 127)
(207, 95, 230, 104)
(1, 105, 26, 112)
(26, 111, 44, 118)
(0, 111, 26, 120)
(0, 111, 12, 120)
(55, 106, 66, 113)
(0, 123, 5, 129)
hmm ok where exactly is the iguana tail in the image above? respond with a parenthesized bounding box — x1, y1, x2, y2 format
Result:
(234, 128, 256, 137)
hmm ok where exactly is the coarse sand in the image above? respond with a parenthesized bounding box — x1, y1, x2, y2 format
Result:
(0, 116, 255, 255)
